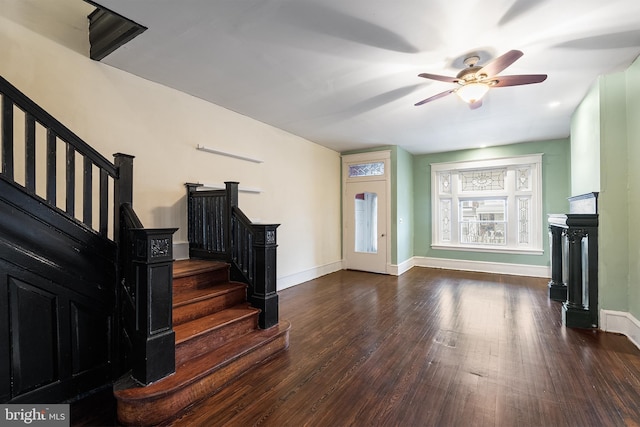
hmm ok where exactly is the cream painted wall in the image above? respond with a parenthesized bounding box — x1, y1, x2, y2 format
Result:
(0, 12, 342, 288)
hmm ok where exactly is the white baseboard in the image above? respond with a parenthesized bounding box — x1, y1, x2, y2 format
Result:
(388, 258, 415, 276)
(413, 256, 550, 278)
(277, 261, 343, 291)
(600, 310, 640, 350)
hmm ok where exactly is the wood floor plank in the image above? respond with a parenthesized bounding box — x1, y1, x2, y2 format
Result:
(71, 268, 640, 426)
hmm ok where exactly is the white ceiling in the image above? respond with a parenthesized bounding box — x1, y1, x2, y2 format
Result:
(17, 0, 640, 154)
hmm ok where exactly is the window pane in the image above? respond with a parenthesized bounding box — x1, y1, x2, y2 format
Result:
(518, 197, 531, 244)
(349, 162, 384, 178)
(439, 172, 451, 194)
(516, 167, 532, 191)
(460, 169, 506, 192)
(354, 192, 378, 253)
(459, 199, 507, 245)
(440, 199, 451, 242)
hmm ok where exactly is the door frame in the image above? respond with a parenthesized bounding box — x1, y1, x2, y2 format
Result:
(341, 151, 391, 274)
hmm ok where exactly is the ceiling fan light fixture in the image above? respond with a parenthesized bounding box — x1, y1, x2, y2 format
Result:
(456, 82, 490, 104)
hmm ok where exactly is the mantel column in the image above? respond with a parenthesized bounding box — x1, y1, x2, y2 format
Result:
(548, 224, 566, 301)
(562, 228, 592, 328)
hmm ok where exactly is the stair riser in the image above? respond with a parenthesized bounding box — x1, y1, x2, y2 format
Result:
(175, 315, 259, 366)
(173, 268, 229, 293)
(173, 289, 246, 326)
(116, 333, 290, 426)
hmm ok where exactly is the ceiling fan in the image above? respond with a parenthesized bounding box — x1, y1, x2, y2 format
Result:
(415, 50, 547, 109)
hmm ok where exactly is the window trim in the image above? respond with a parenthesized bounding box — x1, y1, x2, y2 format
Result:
(431, 154, 544, 255)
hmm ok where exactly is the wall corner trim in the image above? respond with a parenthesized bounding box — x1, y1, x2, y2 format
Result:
(600, 309, 640, 350)
(389, 258, 415, 276)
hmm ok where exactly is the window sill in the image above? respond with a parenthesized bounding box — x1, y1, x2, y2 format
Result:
(431, 244, 544, 255)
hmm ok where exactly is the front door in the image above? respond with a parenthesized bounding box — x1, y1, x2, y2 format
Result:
(344, 180, 387, 273)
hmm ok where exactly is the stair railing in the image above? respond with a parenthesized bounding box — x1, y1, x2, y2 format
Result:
(1, 75, 176, 385)
(186, 182, 280, 329)
(1, 75, 119, 238)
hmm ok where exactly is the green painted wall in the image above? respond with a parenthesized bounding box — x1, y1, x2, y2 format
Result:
(599, 72, 630, 313)
(570, 83, 601, 195)
(395, 147, 414, 265)
(570, 55, 640, 319)
(413, 139, 571, 266)
(627, 58, 640, 320)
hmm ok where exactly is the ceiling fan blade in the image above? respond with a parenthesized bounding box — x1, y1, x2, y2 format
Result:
(487, 74, 548, 87)
(469, 99, 483, 110)
(414, 89, 455, 106)
(477, 50, 523, 77)
(418, 73, 458, 83)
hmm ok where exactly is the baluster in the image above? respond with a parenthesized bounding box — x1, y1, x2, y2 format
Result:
(25, 113, 36, 192)
(83, 156, 93, 226)
(1, 96, 14, 179)
(66, 143, 75, 216)
(225, 182, 238, 258)
(99, 169, 109, 237)
(46, 129, 57, 204)
(195, 194, 203, 250)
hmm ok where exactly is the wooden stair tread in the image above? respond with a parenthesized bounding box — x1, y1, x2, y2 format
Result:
(173, 259, 228, 279)
(174, 305, 259, 344)
(173, 283, 246, 307)
(114, 320, 291, 401)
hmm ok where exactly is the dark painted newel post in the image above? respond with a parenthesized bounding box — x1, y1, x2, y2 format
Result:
(114, 153, 134, 245)
(129, 227, 178, 384)
(251, 224, 280, 329)
(116, 153, 178, 384)
(113, 153, 134, 378)
(547, 224, 567, 301)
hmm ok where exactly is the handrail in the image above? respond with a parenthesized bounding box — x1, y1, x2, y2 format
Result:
(231, 206, 255, 284)
(121, 202, 144, 228)
(0, 76, 118, 177)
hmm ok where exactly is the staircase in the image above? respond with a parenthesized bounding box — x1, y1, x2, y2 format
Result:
(114, 259, 291, 426)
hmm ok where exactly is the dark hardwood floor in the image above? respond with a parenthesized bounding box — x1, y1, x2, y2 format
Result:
(72, 268, 640, 426)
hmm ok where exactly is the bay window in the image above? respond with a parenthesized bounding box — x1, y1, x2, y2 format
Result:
(431, 154, 543, 254)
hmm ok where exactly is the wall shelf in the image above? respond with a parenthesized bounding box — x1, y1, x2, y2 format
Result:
(196, 144, 263, 164)
(197, 183, 262, 193)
